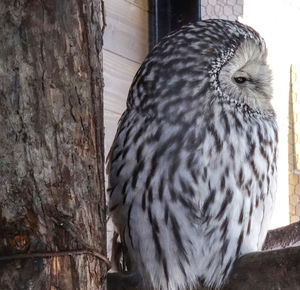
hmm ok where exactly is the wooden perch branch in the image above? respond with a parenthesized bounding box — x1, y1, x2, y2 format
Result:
(206, 221, 300, 289)
(222, 245, 300, 289)
(107, 221, 300, 290)
(263, 220, 300, 250)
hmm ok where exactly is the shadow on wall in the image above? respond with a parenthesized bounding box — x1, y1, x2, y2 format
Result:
(201, 0, 244, 21)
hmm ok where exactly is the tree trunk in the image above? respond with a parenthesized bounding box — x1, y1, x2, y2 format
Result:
(0, 0, 107, 289)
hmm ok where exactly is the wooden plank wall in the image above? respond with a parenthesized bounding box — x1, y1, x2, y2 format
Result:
(103, 0, 149, 157)
(103, 0, 149, 254)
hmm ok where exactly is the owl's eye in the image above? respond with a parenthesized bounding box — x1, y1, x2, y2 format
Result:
(234, 76, 248, 84)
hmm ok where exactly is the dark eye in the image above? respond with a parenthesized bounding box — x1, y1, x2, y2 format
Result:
(234, 77, 248, 84)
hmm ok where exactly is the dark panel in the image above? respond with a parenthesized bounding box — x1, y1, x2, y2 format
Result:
(149, 0, 201, 49)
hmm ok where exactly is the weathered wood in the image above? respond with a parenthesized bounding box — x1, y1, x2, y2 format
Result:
(263, 221, 300, 250)
(103, 49, 141, 156)
(104, 110, 122, 155)
(124, 0, 148, 11)
(103, 49, 140, 115)
(222, 246, 300, 290)
(103, 0, 149, 63)
(0, 0, 107, 289)
(107, 221, 300, 289)
(107, 245, 300, 290)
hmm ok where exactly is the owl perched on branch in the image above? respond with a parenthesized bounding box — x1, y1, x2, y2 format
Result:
(107, 19, 278, 289)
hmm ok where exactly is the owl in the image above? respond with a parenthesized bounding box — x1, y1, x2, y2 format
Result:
(107, 19, 278, 289)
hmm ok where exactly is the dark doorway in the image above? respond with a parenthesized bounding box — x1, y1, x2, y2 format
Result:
(149, 0, 202, 49)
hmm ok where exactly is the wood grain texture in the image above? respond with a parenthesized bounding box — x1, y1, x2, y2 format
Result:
(103, 0, 149, 63)
(103, 49, 140, 115)
(103, 0, 149, 265)
(0, 0, 107, 289)
(124, 0, 148, 11)
(104, 109, 122, 154)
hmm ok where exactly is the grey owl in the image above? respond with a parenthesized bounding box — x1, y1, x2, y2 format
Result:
(107, 19, 278, 289)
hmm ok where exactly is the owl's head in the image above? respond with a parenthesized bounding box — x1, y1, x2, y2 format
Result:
(217, 38, 273, 115)
(128, 19, 274, 119)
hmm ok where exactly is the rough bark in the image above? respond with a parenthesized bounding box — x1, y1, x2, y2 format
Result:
(0, 0, 107, 289)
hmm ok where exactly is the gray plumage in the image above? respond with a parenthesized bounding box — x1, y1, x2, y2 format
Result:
(108, 19, 278, 289)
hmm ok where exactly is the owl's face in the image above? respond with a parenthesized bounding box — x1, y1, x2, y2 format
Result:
(128, 19, 274, 119)
(218, 39, 273, 114)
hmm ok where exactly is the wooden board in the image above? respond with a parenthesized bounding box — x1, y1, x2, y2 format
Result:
(103, 0, 149, 63)
(103, 49, 140, 115)
(104, 109, 121, 156)
(124, 0, 148, 11)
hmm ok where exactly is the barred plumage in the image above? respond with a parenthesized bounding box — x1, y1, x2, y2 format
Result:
(108, 19, 278, 289)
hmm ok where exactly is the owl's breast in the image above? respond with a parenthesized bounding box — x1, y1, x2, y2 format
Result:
(197, 105, 278, 251)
